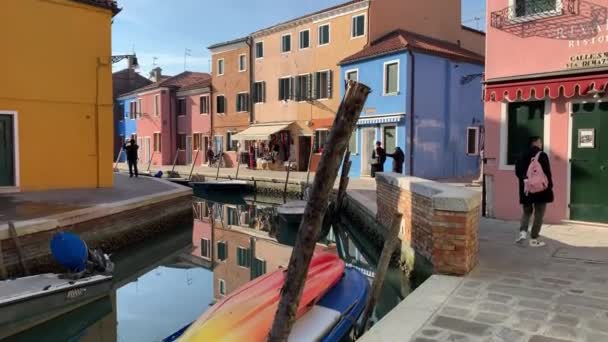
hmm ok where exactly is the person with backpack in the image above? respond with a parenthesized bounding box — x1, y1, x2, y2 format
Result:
(515, 136, 553, 247)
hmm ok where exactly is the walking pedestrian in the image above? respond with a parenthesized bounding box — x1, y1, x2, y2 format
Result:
(515, 136, 553, 247)
(206, 145, 215, 167)
(124, 138, 139, 178)
(371, 141, 386, 178)
(387, 146, 405, 174)
(249, 144, 256, 169)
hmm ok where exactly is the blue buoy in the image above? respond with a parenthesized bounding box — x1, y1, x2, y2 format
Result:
(154, 170, 163, 178)
(50, 232, 88, 273)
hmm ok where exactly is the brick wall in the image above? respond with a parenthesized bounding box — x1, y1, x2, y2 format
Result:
(376, 173, 480, 276)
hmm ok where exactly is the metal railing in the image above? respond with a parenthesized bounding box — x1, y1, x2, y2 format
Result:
(491, 0, 579, 29)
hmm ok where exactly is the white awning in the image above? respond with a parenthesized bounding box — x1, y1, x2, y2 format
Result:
(357, 114, 405, 126)
(231, 122, 293, 140)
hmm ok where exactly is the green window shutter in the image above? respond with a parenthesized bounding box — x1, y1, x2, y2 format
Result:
(327, 70, 333, 99)
(507, 101, 545, 165)
(218, 241, 227, 261)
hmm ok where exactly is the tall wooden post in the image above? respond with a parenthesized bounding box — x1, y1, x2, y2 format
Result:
(113, 147, 124, 172)
(235, 153, 241, 180)
(268, 81, 370, 341)
(358, 213, 402, 335)
(335, 150, 352, 214)
(283, 161, 292, 204)
(215, 153, 222, 180)
(188, 150, 200, 181)
(147, 151, 155, 172)
(171, 149, 180, 174)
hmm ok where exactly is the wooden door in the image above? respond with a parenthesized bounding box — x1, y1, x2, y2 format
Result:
(0, 115, 14, 186)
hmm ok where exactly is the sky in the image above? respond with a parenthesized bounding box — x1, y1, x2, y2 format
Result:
(112, 0, 486, 76)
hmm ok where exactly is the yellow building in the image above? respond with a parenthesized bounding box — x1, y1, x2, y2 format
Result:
(0, 0, 119, 192)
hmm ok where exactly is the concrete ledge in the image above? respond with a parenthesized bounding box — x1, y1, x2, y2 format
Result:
(0, 178, 192, 240)
(376, 173, 481, 212)
(359, 275, 462, 342)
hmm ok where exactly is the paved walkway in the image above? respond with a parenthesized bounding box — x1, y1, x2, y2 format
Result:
(0, 174, 183, 225)
(404, 219, 608, 342)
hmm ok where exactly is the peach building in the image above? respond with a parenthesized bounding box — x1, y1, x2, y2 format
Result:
(208, 38, 252, 168)
(484, 0, 608, 224)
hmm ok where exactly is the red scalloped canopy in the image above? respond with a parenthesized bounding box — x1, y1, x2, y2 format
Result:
(485, 73, 608, 102)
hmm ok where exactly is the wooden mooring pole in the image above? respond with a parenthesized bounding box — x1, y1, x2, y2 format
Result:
(268, 81, 371, 341)
(113, 147, 124, 171)
(235, 153, 241, 180)
(171, 149, 180, 175)
(0, 238, 7, 280)
(188, 150, 200, 181)
(357, 213, 403, 336)
(8, 221, 29, 276)
(215, 152, 222, 180)
(335, 150, 351, 214)
(147, 151, 155, 172)
(283, 161, 292, 204)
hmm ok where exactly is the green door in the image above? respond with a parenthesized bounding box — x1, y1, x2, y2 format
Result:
(0, 115, 15, 187)
(570, 102, 608, 223)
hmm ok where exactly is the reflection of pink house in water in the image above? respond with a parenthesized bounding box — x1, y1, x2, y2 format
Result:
(484, 0, 608, 224)
(192, 201, 213, 263)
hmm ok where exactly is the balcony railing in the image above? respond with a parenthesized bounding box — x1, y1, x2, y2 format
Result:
(491, 0, 579, 29)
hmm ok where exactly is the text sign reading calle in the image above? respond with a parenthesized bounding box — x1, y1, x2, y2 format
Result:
(567, 52, 608, 70)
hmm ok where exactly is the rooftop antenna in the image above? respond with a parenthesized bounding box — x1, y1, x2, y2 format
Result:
(474, 17, 481, 30)
(184, 48, 192, 71)
(152, 57, 158, 67)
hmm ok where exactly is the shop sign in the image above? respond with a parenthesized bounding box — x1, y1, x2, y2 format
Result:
(566, 52, 608, 70)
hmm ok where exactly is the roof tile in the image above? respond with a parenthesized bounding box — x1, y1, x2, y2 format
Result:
(340, 29, 484, 65)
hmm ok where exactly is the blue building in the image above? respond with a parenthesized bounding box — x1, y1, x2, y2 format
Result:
(116, 95, 139, 162)
(340, 30, 484, 179)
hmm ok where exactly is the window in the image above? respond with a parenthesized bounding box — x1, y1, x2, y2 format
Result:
(177, 134, 186, 150)
(255, 41, 264, 59)
(507, 101, 545, 165)
(384, 61, 399, 95)
(201, 238, 211, 259)
(348, 132, 357, 154)
(226, 132, 238, 151)
(200, 96, 209, 114)
(279, 77, 293, 101)
(177, 98, 186, 116)
(219, 279, 226, 296)
(193, 133, 203, 151)
(236, 93, 249, 112)
(129, 101, 137, 119)
(227, 207, 238, 225)
(314, 130, 329, 153)
(318, 24, 330, 45)
(216, 95, 226, 114)
(154, 95, 159, 116)
(383, 126, 396, 152)
(514, 0, 558, 18)
(217, 59, 225, 76)
(238, 54, 247, 72)
(252, 258, 267, 279)
(346, 70, 358, 82)
(295, 74, 311, 101)
(137, 99, 142, 118)
(300, 29, 310, 49)
(217, 241, 227, 261)
(214, 136, 223, 153)
(236, 247, 251, 268)
(466, 127, 480, 156)
(352, 14, 366, 38)
(253, 81, 266, 103)
(314, 71, 333, 100)
(153, 133, 161, 152)
(281, 34, 292, 53)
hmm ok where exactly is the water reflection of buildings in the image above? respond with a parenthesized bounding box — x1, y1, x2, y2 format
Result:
(191, 198, 292, 300)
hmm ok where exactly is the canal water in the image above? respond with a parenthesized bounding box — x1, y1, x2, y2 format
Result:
(7, 192, 410, 342)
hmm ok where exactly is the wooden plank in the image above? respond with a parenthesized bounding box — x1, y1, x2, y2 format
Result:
(8, 221, 29, 276)
(0, 238, 7, 279)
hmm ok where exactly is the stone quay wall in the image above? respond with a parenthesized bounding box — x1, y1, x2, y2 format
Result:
(376, 173, 481, 276)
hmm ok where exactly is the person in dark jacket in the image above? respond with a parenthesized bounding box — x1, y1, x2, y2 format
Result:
(387, 146, 405, 174)
(371, 141, 386, 178)
(515, 136, 553, 247)
(124, 139, 139, 178)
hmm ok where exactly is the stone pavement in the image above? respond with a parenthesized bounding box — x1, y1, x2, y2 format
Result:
(408, 219, 608, 342)
(0, 173, 184, 225)
(361, 217, 608, 342)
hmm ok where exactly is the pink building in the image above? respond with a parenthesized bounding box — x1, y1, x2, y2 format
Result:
(484, 0, 608, 224)
(122, 71, 211, 167)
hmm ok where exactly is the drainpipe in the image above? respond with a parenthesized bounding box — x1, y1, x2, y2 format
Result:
(407, 50, 416, 176)
(246, 36, 255, 124)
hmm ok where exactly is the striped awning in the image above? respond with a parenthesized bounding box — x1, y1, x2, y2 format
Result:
(357, 114, 404, 125)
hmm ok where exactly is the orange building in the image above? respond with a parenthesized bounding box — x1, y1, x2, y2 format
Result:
(208, 38, 252, 168)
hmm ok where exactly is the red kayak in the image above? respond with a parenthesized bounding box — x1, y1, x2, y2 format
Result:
(179, 252, 345, 342)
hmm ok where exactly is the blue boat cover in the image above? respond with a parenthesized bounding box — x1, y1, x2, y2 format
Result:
(318, 267, 370, 342)
(50, 232, 88, 272)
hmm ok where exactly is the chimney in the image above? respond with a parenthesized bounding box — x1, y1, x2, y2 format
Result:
(149, 67, 163, 82)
